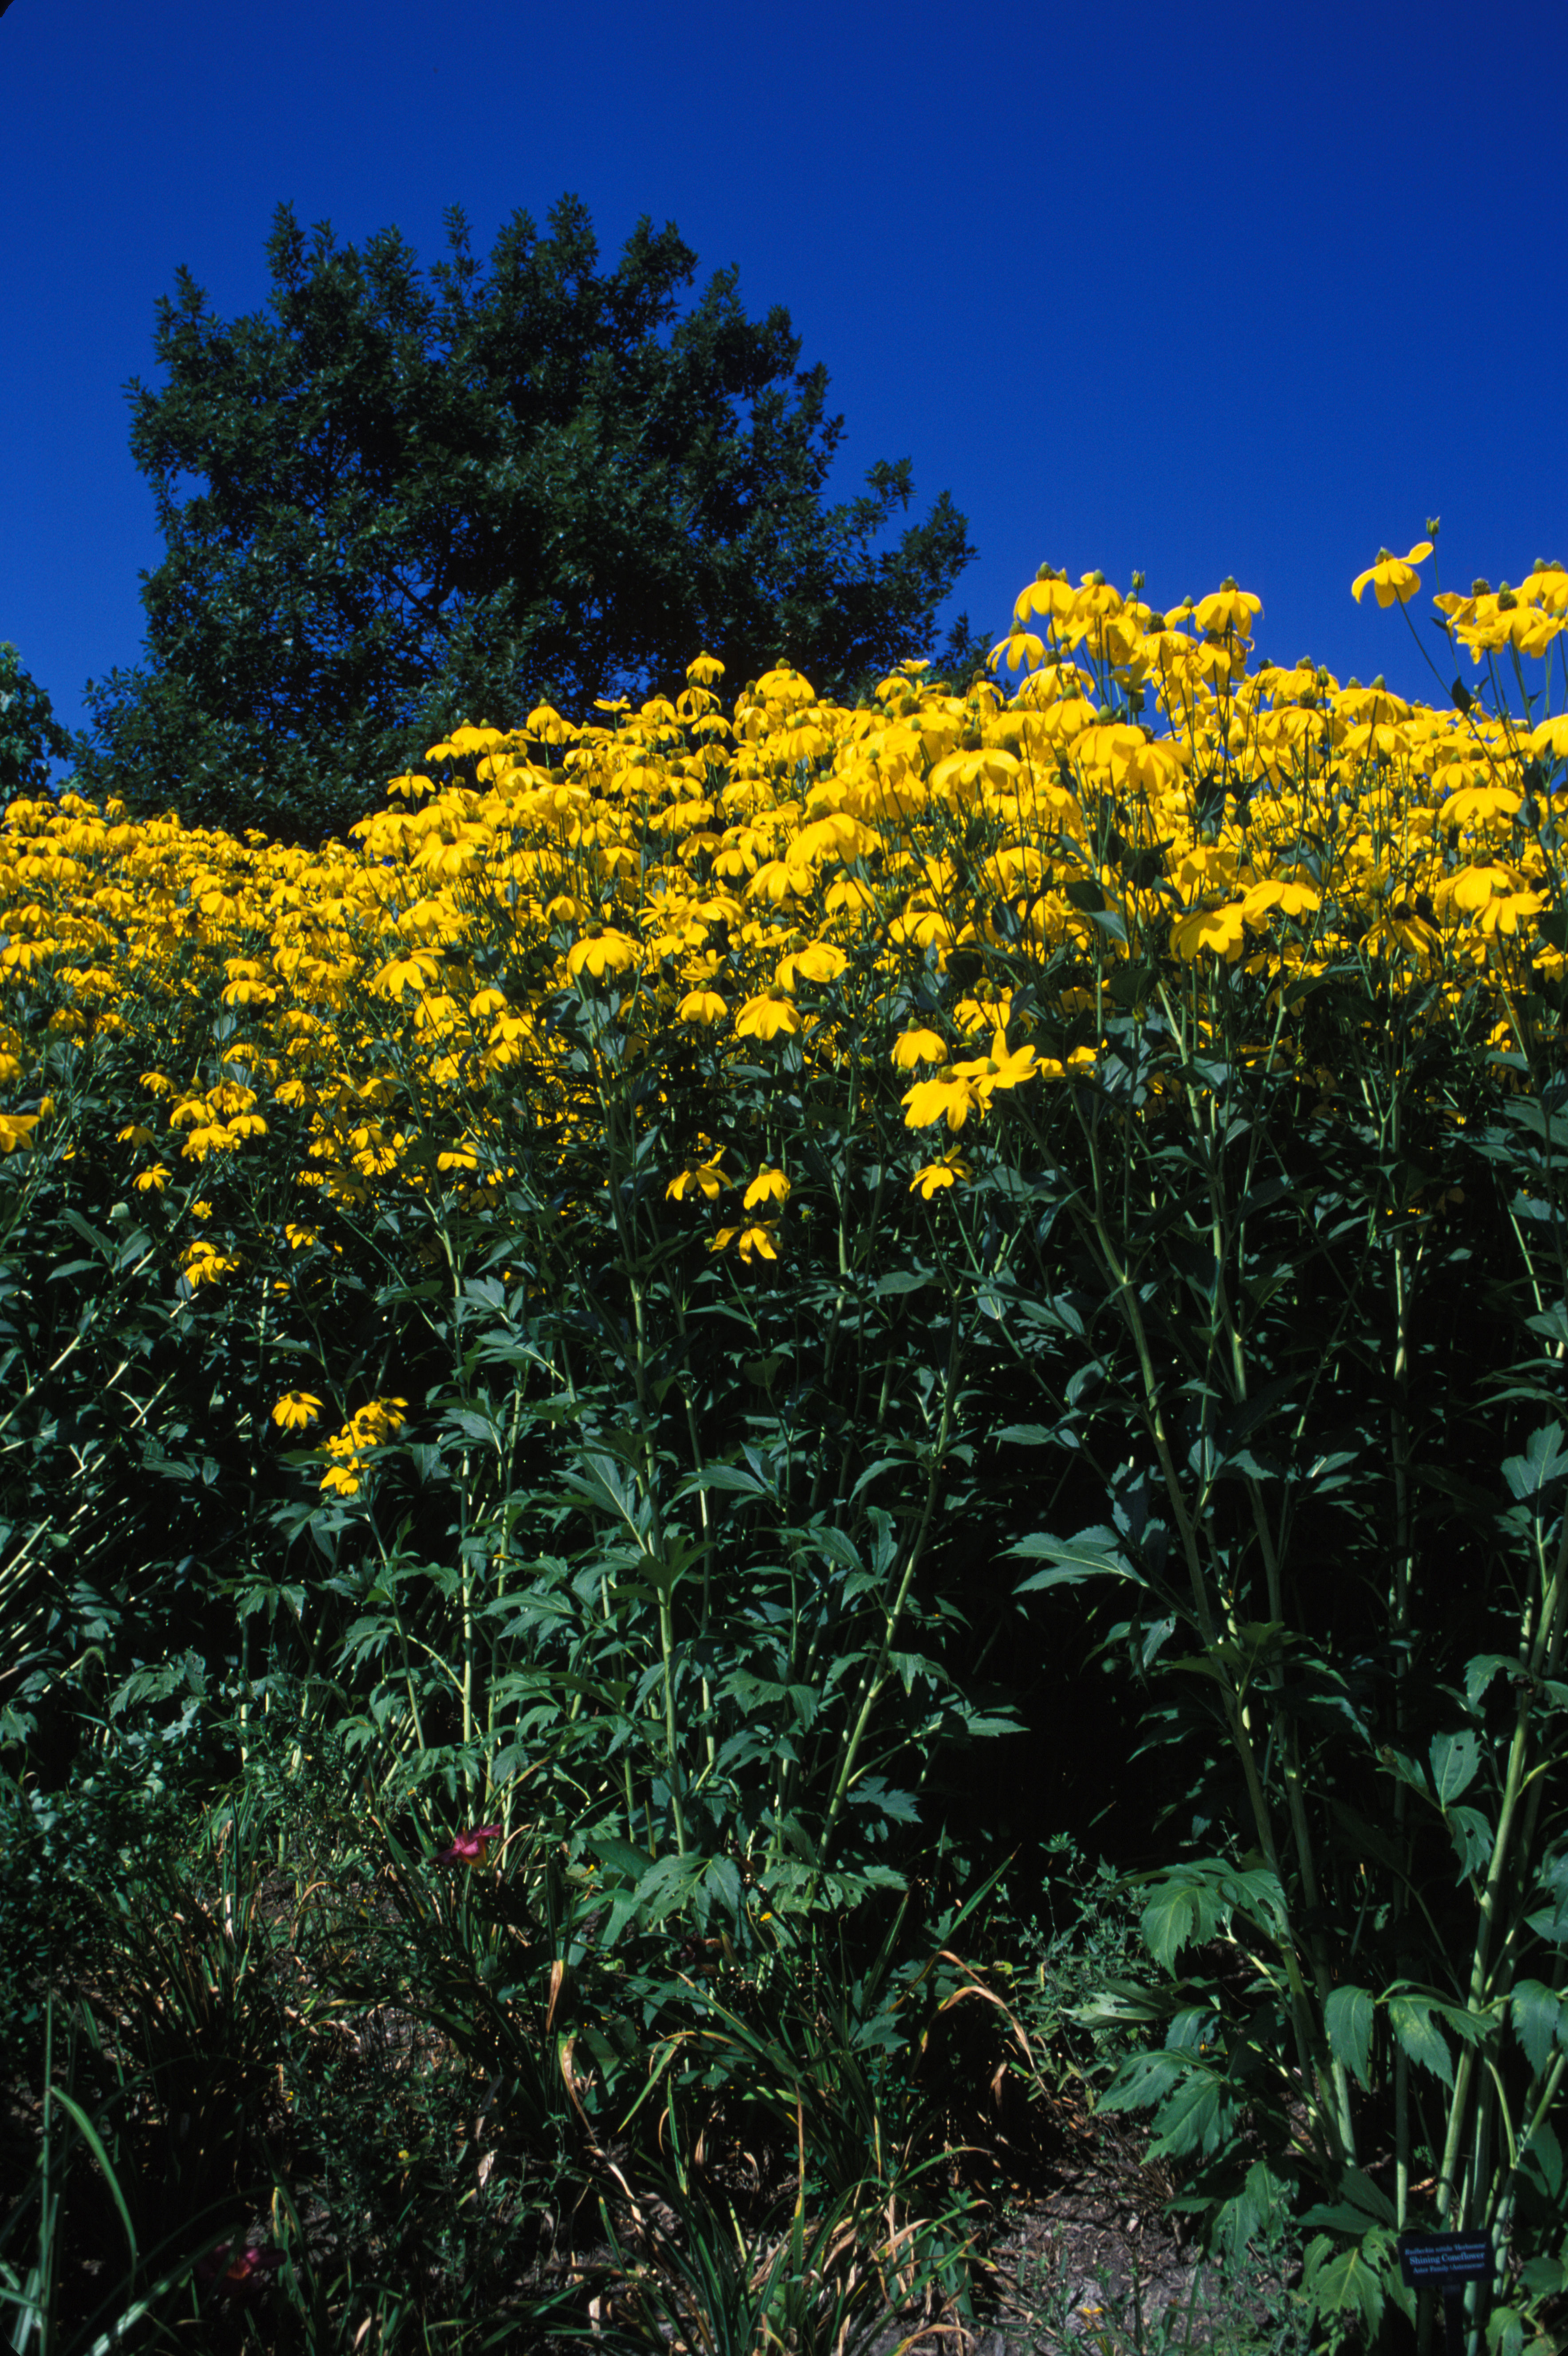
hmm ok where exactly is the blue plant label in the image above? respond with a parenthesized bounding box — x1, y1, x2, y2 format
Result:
(1397, 2234, 1491, 2285)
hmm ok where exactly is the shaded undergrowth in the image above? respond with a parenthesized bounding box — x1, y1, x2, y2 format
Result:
(0, 1724, 1270, 2356)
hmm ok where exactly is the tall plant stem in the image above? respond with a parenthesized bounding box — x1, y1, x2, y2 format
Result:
(1198, 992, 1356, 2157)
(812, 1310, 964, 1885)
(673, 1295, 716, 1773)
(1389, 1214, 1416, 2227)
(1437, 1516, 1566, 2226)
(1078, 1085, 1342, 2165)
(600, 1048, 688, 1857)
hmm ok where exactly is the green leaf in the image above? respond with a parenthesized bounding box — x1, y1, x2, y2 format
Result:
(49, 2089, 140, 2262)
(697, 1853, 742, 1924)
(1510, 1980, 1566, 2076)
(593, 1835, 653, 1881)
(876, 1269, 930, 1296)
(1519, 2120, 1565, 2205)
(1210, 2161, 1292, 2272)
(1388, 1994, 1454, 2087)
(1147, 2068, 1230, 2160)
(1448, 1805, 1493, 1884)
(1519, 2253, 1568, 2301)
(1140, 1875, 1227, 1970)
(444, 1406, 500, 1442)
(1424, 1996, 1495, 2049)
(1300, 2167, 1395, 2231)
(1096, 2048, 1190, 2117)
(1465, 1653, 1523, 1709)
(1324, 1985, 1375, 2090)
(62, 1205, 115, 1257)
(1379, 1746, 1430, 1799)
(1301, 2231, 1393, 2341)
(1105, 961, 1154, 1007)
(1430, 1728, 1480, 1804)
(108, 1652, 205, 1716)
(1010, 1526, 1135, 1591)
(1526, 1302, 1568, 1348)
(1502, 1422, 1568, 1502)
(1528, 1859, 1568, 1945)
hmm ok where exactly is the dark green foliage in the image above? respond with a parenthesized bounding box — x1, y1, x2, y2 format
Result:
(73, 196, 979, 843)
(0, 641, 69, 797)
(0, 1721, 1030, 2351)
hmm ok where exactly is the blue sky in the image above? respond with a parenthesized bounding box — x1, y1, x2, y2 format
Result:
(4, 0, 1566, 763)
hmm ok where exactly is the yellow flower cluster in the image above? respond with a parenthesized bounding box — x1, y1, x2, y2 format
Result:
(317, 1397, 410, 1497)
(179, 1237, 239, 1291)
(0, 543, 1562, 1293)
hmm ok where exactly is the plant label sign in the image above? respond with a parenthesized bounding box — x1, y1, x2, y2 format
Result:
(1398, 2235, 1492, 2350)
(1397, 2235, 1491, 2286)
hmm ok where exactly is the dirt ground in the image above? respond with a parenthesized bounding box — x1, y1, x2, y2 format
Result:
(957, 2102, 1299, 2356)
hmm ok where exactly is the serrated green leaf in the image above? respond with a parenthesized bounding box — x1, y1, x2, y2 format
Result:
(1448, 1805, 1493, 1883)
(1147, 2068, 1230, 2160)
(1430, 1728, 1480, 1804)
(1011, 1526, 1135, 1591)
(1096, 2049, 1191, 2116)
(1511, 1981, 1566, 2076)
(1379, 1746, 1430, 1798)
(1140, 1875, 1226, 1970)
(1325, 1984, 1375, 2090)
(1210, 2161, 1292, 2273)
(1465, 1653, 1522, 1710)
(593, 1834, 653, 1882)
(1426, 1996, 1496, 2050)
(1301, 2232, 1393, 2339)
(445, 1405, 500, 1442)
(1519, 2120, 1565, 2206)
(698, 1853, 742, 1922)
(1499, 1423, 1565, 1498)
(1301, 2167, 1395, 2232)
(1388, 1994, 1454, 2087)
(1502, 1422, 1568, 1501)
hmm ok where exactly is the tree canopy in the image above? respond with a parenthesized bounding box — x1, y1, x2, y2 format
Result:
(0, 642, 70, 798)
(75, 196, 981, 843)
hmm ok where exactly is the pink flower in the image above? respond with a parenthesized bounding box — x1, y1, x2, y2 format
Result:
(196, 2242, 284, 2302)
(437, 1823, 503, 1865)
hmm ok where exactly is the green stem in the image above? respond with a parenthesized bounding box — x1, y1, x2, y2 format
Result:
(1073, 1029, 1343, 2168)
(1436, 1681, 1545, 2224)
(812, 1306, 964, 1885)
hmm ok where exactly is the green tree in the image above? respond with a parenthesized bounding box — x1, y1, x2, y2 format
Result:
(0, 641, 70, 797)
(75, 196, 982, 844)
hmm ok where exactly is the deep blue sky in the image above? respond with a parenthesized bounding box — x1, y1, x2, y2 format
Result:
(4, 0, 1566, 764)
